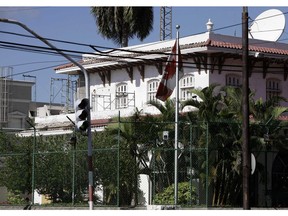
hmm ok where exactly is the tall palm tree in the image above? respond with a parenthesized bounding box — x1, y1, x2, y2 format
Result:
(91, 7, 153, 47)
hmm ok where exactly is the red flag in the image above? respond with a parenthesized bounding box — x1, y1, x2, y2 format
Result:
(156, 40, 183, 101)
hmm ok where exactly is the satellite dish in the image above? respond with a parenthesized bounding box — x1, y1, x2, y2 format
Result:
(248, 9, 285, 41)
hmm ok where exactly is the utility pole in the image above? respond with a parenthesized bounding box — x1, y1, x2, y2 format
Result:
(242, 7, 251, 210)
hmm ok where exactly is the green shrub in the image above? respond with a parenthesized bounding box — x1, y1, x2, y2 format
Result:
(154, 182, 198, 206)
(7, 191, 26, 204)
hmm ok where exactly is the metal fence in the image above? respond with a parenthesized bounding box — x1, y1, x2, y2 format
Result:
(0, 118, 286, 208)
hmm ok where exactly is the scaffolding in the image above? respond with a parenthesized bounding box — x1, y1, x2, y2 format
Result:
(92, 93, 111, 111)
(0, 67, 12, 127)
(50, 75, 77, 113)
(91, 91, 135, 112)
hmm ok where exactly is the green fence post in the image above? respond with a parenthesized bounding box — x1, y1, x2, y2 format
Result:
(189, 123, 193, 206)
(117, 111, 120, 207)
(206, 122, 209, 208)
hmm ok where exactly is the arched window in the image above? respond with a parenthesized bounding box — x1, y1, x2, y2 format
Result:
(147, 79, 159, 101)
(180, 74, 195, 101)
(116, 83, 128, 109)
(226, 74, 241, 87)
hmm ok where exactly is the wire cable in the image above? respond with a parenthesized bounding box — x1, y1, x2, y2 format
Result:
(1, 38, 288, 75)
(1, 8, 288, 79)
(0, 9, 287, 56)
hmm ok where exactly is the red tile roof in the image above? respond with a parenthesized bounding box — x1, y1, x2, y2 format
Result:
(207, 36, 288, 55)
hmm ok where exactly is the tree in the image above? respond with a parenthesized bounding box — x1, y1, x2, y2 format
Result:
(0, 133, 32, 195)
(0, 133, 89, 204)
(91, 7, 153, 47)
(102, 110, 144, 206)
(148, 99, 176, 122)
(181, 83, 223, 122)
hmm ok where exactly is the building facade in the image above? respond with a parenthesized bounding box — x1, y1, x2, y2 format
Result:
(53, 22, 288, 122)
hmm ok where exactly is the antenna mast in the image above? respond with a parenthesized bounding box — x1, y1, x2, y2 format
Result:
(160, 7, 172, 41)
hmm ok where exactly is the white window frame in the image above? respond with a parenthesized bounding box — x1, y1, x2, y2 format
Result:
(147, 79, 159, 102)
(116, 83, 128, 109)
(180, 74, 195, 101)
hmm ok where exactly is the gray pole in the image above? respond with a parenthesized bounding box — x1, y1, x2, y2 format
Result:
(242, 7, 251, 210)
(0, 18, 94, 210)
(174, 24, 180, 206)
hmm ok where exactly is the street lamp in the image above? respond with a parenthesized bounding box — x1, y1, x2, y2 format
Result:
(0, 18, 94, 210)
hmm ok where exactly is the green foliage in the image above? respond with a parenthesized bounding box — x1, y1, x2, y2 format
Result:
(7, 191, 26, 204)
(0, 134, 33, 194)
(0, 133, 89, 204)
(91, 7, 153, 47)
(1, 83, 288, 207)
(154, 182, 198, 206)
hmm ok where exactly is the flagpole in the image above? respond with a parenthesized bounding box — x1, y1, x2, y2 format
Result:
(174, 24, 180, 207)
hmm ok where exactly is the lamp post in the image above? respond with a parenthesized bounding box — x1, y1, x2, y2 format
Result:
(0, 18, 94, 210)
(26, 119, 36, 205)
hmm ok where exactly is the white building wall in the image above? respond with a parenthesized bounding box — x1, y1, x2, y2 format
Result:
(90, 65, 164, 117)
(195, 70, 210, 89)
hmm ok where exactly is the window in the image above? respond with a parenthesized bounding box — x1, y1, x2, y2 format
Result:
(180, 74, 195, 101)
(226, 74, 241, 87)
(266, 79, 281, 102)
(116, 83, 128, 109)
(147, 79, 159, 101)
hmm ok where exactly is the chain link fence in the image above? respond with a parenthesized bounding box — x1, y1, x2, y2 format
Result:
(0, 117, 286, 208)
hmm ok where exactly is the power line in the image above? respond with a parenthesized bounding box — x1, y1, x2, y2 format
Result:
(0, 9, 288, 79)
(0, 64, 63, 78)
(0, 7, 48, 12)
(2, 60, 68, 68)
(0, 40, 83, 58)
(0, 9, 287, 56)
(1, 38, 288, 74)
(0, 10, 281, 51)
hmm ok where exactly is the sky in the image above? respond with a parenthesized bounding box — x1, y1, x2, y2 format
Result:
(0, 5, 288, 103)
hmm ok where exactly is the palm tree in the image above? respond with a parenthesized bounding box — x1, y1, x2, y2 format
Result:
(91, 7, 153, 47)
(105, 108, 160, 206)
(181, 85, 244, 206)
(147, 99, 176, 122)
(183, 84, 288, 206)
(249, 96, 288, 152)
(181, 83, 223, 122)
